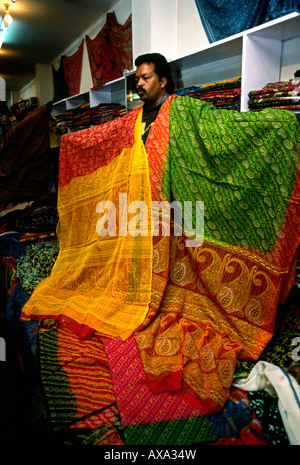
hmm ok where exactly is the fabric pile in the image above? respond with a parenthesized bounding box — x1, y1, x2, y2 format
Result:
(18, 95, 300, 444)
(89, 103, 126, 125)
(175, 77, 241, 110)
(64, 102, 91, 128)
(10, 98, 39, 122)
(248, 79, 300, 111)
(56, 102, 126, 130)
(0, 193, 58, 375)
(1, 93, 300, 445)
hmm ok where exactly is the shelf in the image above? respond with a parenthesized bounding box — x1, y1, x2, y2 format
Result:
(90, 76, 126, 108)
(246, 11, 300, 40)
(167, 12, 300, 111)
(52, 12, 300, 120)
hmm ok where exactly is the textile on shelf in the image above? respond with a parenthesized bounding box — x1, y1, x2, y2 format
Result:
(194, 0, 300, 42)
(248, 78, 300, 111)
(21, 95, 300, 414)
(62, 39, 84, 96)
(55, 102, 126, 130)
(175, 77, 242, 110)
(86, 12, 132, 90)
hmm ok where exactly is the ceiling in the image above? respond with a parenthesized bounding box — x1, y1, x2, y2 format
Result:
(0, 0, 119, 93)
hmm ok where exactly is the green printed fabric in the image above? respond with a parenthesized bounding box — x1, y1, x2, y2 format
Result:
(166, 97, 299, 253)
(17, 241, 60, 294)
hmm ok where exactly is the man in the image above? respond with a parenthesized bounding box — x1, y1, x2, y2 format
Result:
(134, 53, 175, 144)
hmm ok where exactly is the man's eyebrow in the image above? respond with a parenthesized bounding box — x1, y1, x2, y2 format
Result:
(135, 73, 151, 79)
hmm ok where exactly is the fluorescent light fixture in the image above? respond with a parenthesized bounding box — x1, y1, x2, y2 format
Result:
(0, 18, 8, 48)
(3, 12, 12, 26)
(0, 2, 14, 49)
(3, 3, 12, 27)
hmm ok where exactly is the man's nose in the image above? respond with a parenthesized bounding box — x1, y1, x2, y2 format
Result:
(136, 78, 144, 87)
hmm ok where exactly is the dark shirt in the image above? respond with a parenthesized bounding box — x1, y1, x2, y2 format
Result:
(141, 93, 169, 145)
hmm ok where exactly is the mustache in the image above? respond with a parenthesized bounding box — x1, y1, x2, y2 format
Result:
(137, 86, 146, 93)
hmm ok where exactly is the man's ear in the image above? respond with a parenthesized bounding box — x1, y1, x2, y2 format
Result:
(160, 76, 167, 89)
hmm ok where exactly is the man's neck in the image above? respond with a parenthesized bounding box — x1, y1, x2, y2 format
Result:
(143, 92, 169, 110)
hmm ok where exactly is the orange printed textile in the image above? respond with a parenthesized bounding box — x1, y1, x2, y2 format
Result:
(22, 95, 300, 414)
(21, 107, 153, 340)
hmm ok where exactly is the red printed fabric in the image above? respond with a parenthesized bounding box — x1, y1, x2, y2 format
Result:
(62, 39, 84, 96)
(86, 12, 132, 89)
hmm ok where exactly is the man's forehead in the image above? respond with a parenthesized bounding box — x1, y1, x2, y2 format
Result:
(135, 62, 155, 75)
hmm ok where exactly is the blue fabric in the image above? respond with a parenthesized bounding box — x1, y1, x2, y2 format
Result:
(194, 0, 300, 42)
(209, 399, 253, 439)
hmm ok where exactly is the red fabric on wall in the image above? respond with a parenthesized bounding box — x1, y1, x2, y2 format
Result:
(86, 12, 132, 90)
(62, 39, 84, 96)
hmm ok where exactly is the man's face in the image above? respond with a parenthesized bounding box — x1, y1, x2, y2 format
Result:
(135, 62, 167, 106)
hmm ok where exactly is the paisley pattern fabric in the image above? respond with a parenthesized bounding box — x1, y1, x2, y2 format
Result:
(235, 285, 300, 378)
(86, 12, 132, 90)
(135, 96, 300, 413)
(21, 95, 300, 415)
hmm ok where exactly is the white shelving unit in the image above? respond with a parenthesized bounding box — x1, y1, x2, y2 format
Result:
(241, 12, 300, 111)
(51, 12, 300, 123)
(51, 77, 127, 132)
(168, 12, 300, 112)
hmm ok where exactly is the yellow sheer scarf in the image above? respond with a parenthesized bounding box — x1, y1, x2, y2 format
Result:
(22, 110, 153, 340)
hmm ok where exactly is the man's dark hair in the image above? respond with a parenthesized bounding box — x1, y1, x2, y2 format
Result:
(135, 53, 175, 94)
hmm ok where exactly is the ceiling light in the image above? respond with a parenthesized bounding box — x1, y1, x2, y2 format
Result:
(3, 3, 12, 27)
(0, 18, 7, 48)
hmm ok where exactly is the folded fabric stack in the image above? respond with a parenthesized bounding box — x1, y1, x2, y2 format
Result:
(56, 102, 126, 130)
(248, 79, 300, 111)
(90, 103, 126, 125)
(175, 77, 241, 110)
(63, 102, 91, 128)
(0, 193, 59, 368)
(2, 96, 300, 446)
(52, 113, 68, 136)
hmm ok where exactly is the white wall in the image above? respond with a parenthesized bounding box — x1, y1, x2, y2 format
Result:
(132, 0, 178, 62)
(177, 0, 209, 57)
(132, 0, 208, 61)
(19, 79, 36, 100)
(52, 0, 132, 95)
(35, 63, 53, 105)
(19, 0, 209, 100)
